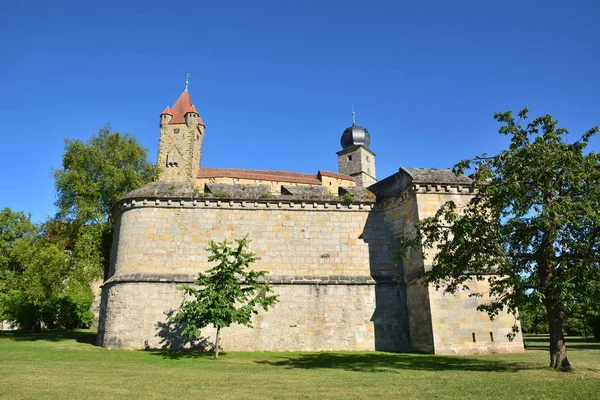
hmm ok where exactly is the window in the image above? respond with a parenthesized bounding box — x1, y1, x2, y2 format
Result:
(347, 155, 352, 161)
(174, 128, 180, 134)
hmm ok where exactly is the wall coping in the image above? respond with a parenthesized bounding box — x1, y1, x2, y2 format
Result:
(113, 197, 381, 218)
(102, 273, 401, 286)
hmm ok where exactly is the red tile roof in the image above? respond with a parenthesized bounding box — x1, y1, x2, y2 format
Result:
(167, 91, 205, 126)
(197, 168, 322, 185)
(197, 168, 356, 185)
(160, 106, 173, 116)
(318, 170, 356, 181)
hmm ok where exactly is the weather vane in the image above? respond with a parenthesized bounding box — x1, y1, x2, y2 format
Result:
(352, 105, 356, 126)
(185, 73, 191, 92)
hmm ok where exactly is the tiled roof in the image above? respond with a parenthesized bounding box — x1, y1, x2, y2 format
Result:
(167, 91, 205, 126)
(318, 170, 355, 181)
(160, 106, 172, 116)
(197, 168, 323, 185)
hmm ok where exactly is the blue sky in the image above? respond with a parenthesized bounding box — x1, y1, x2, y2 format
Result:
(1, 0, 599, 222)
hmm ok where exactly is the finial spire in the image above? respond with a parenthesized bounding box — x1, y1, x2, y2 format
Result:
(352, 105, 356, 126)
(185, 72, 191, 92)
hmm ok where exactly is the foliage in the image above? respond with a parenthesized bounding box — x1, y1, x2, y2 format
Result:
(53, 125, 157, 279)
(342, 192, 355, 204)
(0, 208, 36, 322)
(1, 127, 155, 330)
(519, 301, 549, 335)
(0, 209, 94, 329)
(172, 236, 279, 358)
(397, 109, 600, 370)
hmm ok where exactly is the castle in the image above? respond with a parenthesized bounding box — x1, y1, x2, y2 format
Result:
(97, 85, 524, 354)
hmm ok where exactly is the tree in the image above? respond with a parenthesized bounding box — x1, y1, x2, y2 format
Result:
(398, 109, 600, 370)
(172, 236, 279, 358)
(519, 300, 548, 335)
(0, 208, 35, 322)
(1, 127, 156, 330)
(0, 209, 95, 329)
(53, 125, 157, 280)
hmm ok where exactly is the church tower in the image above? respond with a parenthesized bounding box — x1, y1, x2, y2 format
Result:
(337, 111, 376, 187)
(156, 78, 205, 183)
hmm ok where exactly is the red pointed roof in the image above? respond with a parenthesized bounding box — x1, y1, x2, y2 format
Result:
(168, 91, 205, 126)
(160, 106, 172, 116)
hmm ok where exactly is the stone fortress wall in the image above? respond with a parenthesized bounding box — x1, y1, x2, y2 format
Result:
(97, 185, 409, 351)
(372, 169, 524, 354)
(97, 87, 524, 354)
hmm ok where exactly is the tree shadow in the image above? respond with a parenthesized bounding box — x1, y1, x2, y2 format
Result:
(0, 329, 97, 345)
(255, 352, 536, 373)
(151, 309, 212, 356)
(149, 349, 227, 360)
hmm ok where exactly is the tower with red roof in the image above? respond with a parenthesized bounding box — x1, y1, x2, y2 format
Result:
(157, 84, 205, 183)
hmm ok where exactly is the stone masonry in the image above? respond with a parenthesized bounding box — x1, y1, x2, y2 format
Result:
(96, 87, 524, 354)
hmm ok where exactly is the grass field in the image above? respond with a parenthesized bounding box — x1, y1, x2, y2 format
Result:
(1, 330, 599, 400)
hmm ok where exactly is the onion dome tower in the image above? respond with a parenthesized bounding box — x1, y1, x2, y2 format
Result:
(336, 107, 376, 187)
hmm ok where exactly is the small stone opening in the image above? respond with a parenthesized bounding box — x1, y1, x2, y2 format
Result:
(472, 332, 476, 342)
(347, 155, 352, 161)
(490, 332, 494, 342)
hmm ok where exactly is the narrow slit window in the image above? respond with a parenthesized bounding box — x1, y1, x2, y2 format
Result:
(472, 332, 476, 342)
(490, 332, 494, 342)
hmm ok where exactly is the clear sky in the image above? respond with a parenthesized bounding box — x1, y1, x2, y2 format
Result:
(1, 0, 599, 222)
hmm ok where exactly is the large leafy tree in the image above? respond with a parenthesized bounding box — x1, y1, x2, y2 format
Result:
(0, 208, 35, 322)
(172, 237, 279, 358)
(1, 127, 156, 330)
(53, 125, 157, 279)
(400, 109, 599, 370)
(0, 209, 95, 329)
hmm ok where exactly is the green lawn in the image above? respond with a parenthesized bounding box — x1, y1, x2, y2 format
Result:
(1, 330, 599, 400)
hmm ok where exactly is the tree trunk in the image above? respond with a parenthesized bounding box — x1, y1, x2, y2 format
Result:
(547, 306, 571, 371)
(214, 326, 221, 359)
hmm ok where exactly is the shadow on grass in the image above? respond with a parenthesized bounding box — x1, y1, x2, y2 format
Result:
(524, 336, 600, 351)
(149, 350, 226, 360)
(255, 352, 536, 373)
(0, 329, 97, 345)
